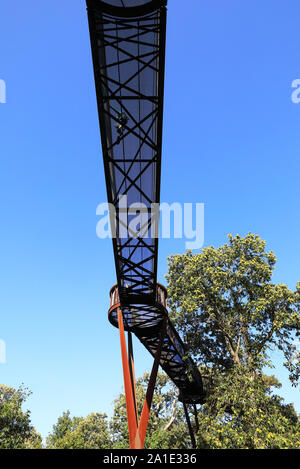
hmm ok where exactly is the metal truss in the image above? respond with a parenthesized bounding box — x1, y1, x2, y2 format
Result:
(108, 283, 204, 405)
(86, 0, 204, 448)
(87, 0, 167, 303)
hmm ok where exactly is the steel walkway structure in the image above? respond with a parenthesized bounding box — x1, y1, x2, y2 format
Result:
(86, 0, 204, 448)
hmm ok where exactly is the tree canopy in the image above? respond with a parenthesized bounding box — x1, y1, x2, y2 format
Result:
(1, 233, 299, 449)
(47, 372, 189, 450)
(110, 372, 189, 449)
(166, 233, 300, 448)
(0, 384, 42, 449)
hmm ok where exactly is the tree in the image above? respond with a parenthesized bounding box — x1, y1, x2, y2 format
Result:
(47, 411, 111, 449)
(46, 410, 82, 448)
(196, 367, 300, 449)
(46, 374, 189, 450)
(0, 384, 42, 449)
(166, 233, 300, 448)
(110, 372, 190, 449)
(166, 233, 300, 381)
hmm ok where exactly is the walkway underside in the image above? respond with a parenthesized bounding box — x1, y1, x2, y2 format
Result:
(87, 0, 204, 414)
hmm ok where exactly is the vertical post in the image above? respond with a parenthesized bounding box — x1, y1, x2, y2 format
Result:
(128, 331, 138, 425)
(117, 308, 138, 449)
(183, 402, 196, 448)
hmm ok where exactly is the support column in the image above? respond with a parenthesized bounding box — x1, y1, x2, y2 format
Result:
(137, 320, 167, 448)
(117, 308, 138, 449)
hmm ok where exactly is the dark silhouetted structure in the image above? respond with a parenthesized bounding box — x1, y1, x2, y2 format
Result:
(86, 0, 204, 448)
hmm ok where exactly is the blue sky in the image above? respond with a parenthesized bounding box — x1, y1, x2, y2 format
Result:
(0, 0, 299, 439)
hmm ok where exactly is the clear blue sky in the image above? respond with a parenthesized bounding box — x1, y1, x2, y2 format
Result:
(0, 0, 299, 439)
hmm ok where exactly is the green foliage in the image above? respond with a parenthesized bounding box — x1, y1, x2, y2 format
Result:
(196, 367, 300, 449)
(166, 233, 300, 382)
(0, 384, 42, 449)
(24, 428, 43, 449)
(3, 234, 299, 450)
(166, 233, 300, 448)
(46, 410, 82, 448)
(47, 411, 111, 449)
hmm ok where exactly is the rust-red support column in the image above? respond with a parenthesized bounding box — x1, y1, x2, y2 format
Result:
(118, 307, 167, 449)
(128, 331, 138, 425)
(137, 320, 167, 448)
(117, 308, 138, 449)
